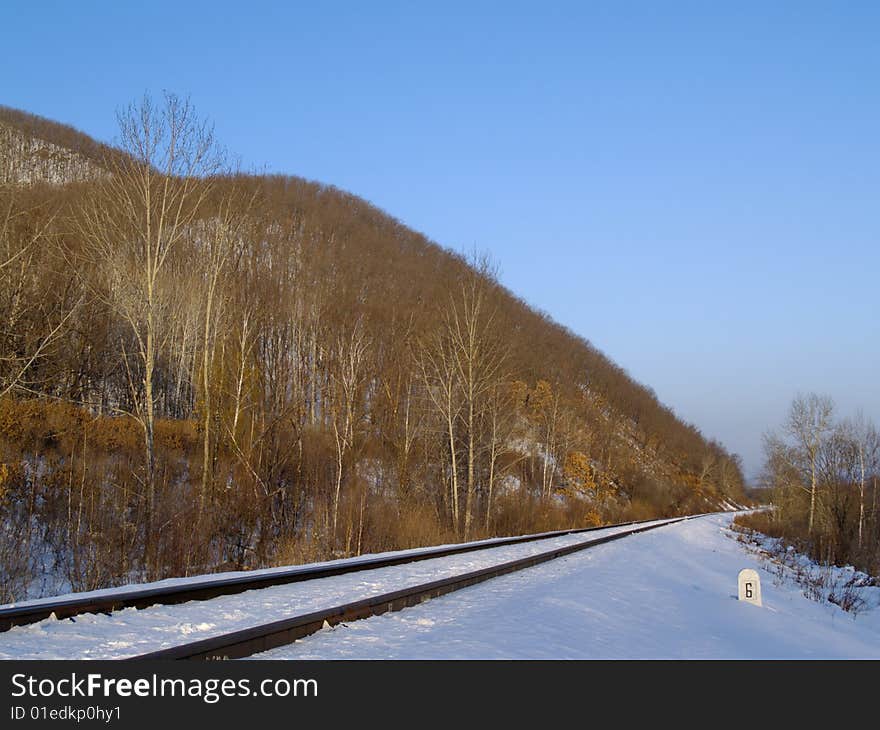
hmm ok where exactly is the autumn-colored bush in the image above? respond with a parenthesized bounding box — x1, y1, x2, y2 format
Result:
(155, 418, 199, 454)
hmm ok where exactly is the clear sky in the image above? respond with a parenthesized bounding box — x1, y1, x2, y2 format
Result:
(3, 1, 878, 478)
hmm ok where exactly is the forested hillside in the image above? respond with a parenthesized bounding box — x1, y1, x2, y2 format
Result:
(0, 97, 746, 601)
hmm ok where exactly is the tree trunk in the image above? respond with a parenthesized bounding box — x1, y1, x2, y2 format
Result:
(464, 396, 475, 539)
(858, 446, 865, 549)
(447, 410, 459, 533)
(144, 313, 156, 568)
(808, 450, 816, 534)
(200, 275, 217, 512)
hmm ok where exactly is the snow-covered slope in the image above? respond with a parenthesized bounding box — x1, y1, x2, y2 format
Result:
(256, 512, 880, 659)
(0, 122, 105, 185)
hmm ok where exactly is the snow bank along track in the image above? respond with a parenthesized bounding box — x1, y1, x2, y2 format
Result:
(1, 516, 695, 633)
(132, 514, 705, 660)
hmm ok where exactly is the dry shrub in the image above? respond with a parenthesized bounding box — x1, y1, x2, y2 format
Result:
(273, 494, 455, 568)
(273, 531, 330, 568)
(620, 498, 663, 522)
(491, 492, 571, 536)
(155, 418, 198, 454)
(88, 416, 141, 455)
(0, 398, 89, 454)
(362, 496, 453, 552)
(734, 511, 809, 554)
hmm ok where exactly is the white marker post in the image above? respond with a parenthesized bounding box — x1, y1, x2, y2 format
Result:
(737, 568, 762, 607)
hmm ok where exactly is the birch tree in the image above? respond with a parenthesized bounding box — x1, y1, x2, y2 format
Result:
(785, 393, 835, 534)
(841, 412, 879, 549)
(419, 324, 463, 533)
(329, 318, 371, 542)
(447, 267, 508, 538)
(78, 93, 223, 557)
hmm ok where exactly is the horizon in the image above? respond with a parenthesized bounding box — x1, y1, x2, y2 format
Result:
(4, 1, 878, 479)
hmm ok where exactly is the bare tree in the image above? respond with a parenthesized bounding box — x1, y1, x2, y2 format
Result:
(785, 393, 835, 534)
(77, 92, 223, 559)
(193, 185, 254, 510)
(417, 256, 508, 538)
(530, 379, 561, 499)
(482, 380, 518, 530)
(841, 412, 879, 548)
(447, 261, 508, 538)
(329, 317, 371, 542)
(418, 323, 464, 533)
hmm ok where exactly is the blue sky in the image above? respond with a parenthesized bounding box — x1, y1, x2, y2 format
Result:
(3, 1, 878, 477)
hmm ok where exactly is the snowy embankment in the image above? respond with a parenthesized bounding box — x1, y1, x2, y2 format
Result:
(256, 512, 880, 659)
(0, 529, 592, 611)
(0, 519, 675, 659)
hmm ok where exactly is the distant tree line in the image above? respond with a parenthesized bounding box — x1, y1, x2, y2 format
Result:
(739, 393, 880, 577)
(0, 96, 746, 601)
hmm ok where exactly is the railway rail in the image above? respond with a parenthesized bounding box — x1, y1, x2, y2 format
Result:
(0, 515, 682, 633)
(133, 514, 704, 660)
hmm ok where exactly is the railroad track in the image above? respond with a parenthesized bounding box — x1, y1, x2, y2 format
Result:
(0, 515, 682, 633)
(132, 513, 706, 660)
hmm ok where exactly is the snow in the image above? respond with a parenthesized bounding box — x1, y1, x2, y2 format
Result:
(0, 124, 103, 186)
(0, 526, 619, 611)
(4, 512, 877, 660)
(0, 519, 674, 659)
(734, 526, 878, 615)
(254, 513, 880, 659)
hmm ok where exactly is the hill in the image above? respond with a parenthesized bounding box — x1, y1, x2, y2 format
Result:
(0, 97, 747, 601)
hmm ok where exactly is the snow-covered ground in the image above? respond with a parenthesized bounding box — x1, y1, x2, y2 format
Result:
(4, 513, 875, 660)
(0, 519, 675, 659)
(0, 528, 601, 611)
(256, 512, 880, 659)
